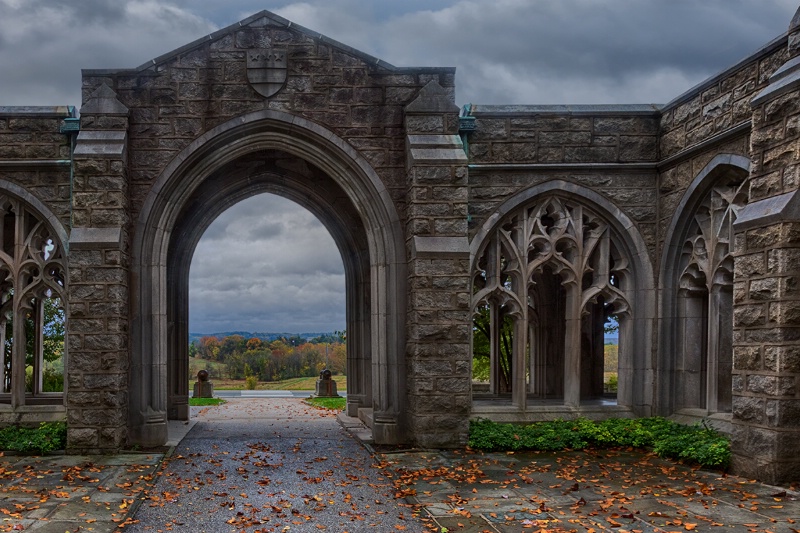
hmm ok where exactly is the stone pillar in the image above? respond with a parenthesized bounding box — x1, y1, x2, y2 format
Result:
(67, 84, 130, 452)
(730, 10, 800, 483)
(404, 81, 471, 447)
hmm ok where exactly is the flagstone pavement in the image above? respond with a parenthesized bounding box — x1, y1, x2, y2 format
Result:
(0, 398, 796, 532)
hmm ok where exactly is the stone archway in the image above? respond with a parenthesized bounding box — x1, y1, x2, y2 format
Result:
(130, 110, 406, 447)
(658, 154, 750, 419)
(470, 180, 656, 418)
(0, 180, 69, 416)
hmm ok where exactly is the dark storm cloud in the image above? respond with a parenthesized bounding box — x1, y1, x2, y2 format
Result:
(275, 0, 797, 103)
(0, 0, 214, 106)
(4, 0, 798, 332)
(189, 194, 345, 333)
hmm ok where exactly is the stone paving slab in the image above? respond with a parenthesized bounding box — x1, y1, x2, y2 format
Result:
(0, 451, 163, 532)
(381, 448, 800, 533)
(1, 399, 799, 533)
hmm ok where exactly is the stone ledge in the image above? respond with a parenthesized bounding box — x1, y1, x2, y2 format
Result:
(753, 52, 800, 107)
(73, 130, 127, 158)
(70, 227, 122, 250)
(407, 133, 467, 165)
(471, 104, 661, 116)
(407, 134, 462, 147)
(410, 148, 467, 163)
(411, 236, 469, 259)
(0, 106, 73, 118)
(0, 159, 71, 168)
(734, 190, 800, 231)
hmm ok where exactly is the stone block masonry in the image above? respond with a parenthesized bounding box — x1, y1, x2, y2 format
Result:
(729, 26, 800, 481)
(404, 82, 472, 447)
(0, 7, 800, 484)
(67, 86, 131, 452)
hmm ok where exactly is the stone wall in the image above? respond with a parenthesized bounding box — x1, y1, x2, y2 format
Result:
(404, 83, 471, 447)
(656, 36, 788, 258)
(728, 22, 800, 483)
(659, 38, 786, 160)
(466, 107, 660, 264)
(65, 87, 131, 452)
(1, 6, 800, 482)
(0, 107, 72, 425)
(0, 107, 73, 228)
(468, 106, 659, 166)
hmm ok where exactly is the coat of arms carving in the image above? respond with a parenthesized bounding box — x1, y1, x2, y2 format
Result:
(246, 48, 287, 98)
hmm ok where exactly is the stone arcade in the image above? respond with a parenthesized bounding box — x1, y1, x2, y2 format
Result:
(1, 9, 800, 484)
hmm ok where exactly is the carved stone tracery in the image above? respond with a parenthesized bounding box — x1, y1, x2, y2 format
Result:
(677, 179, 746, 413)
(0, 196, 66, 407)
(472, 196, 630, 408)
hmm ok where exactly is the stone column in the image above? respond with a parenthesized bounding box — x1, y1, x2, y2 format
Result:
(730, 10, 800, 483)
(404, 81, 471, 448)
(67, 84, 130, 452)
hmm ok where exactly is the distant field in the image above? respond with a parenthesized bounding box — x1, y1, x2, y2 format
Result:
(188, 356, 228, 377)
(188, 374, 347, 391)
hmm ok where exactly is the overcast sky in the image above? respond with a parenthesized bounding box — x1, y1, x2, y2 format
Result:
(1, 0, 797, 334)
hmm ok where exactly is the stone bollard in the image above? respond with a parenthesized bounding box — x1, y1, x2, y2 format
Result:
(314, 368, 339, 397)
(192, 369, 214, 398)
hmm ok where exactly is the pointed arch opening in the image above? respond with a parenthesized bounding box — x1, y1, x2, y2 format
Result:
(130, 110, 406, 446)
(0, 183, 68, 415)
(660, 154, 749, 420)
(470, 181, 654, 419)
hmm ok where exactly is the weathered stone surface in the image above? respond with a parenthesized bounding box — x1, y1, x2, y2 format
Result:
(764, 345, 800, 372)
(2, 7, 800, 483)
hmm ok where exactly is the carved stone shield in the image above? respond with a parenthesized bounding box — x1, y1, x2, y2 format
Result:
(246, 48, 287, 98)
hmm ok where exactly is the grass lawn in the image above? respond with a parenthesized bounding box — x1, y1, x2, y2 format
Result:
(189, 397, 226, 406)
(305, 396, 346, 411)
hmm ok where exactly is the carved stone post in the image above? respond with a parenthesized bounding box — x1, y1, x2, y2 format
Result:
(730, 9, 800, 483)
(404, 81, 471, 447)
(67, 84, 131, 452)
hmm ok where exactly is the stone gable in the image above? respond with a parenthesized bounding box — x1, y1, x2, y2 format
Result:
(81, 11, 454, 224)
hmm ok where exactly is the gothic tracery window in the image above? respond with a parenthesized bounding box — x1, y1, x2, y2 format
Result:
(0, 196, 67, 407)
(472, 196, 631, 409)
(676, 177, 746, 413)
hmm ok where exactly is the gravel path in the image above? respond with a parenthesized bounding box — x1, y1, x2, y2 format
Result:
(126, 398, 426, 533)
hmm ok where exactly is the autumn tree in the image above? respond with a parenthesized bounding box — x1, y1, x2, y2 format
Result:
(219, 335, 245, 361)
(197, 336, 221, 361)
(191, 334, 347, 381)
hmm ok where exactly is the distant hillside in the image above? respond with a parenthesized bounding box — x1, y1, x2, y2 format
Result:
(188, 331, 332, 344)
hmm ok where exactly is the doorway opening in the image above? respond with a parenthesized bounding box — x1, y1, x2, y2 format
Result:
(131, 111, 408, 446)
(187, 193, 346, 393)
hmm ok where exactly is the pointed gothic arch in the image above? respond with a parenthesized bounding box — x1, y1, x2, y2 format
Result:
(470, 180, 655, 416)
(0, 181, 68, 413)
(130, 110, 406, 447)
(658, 154, 750, 418)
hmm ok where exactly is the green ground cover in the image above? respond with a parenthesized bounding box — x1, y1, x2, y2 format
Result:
(469, 417, 730, 469)
(0, 422, 66, 454)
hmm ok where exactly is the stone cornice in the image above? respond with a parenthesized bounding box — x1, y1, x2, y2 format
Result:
(468, 162, 656, 172)
(0, 160, 71, 168)
(657, 121, 752, 169)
